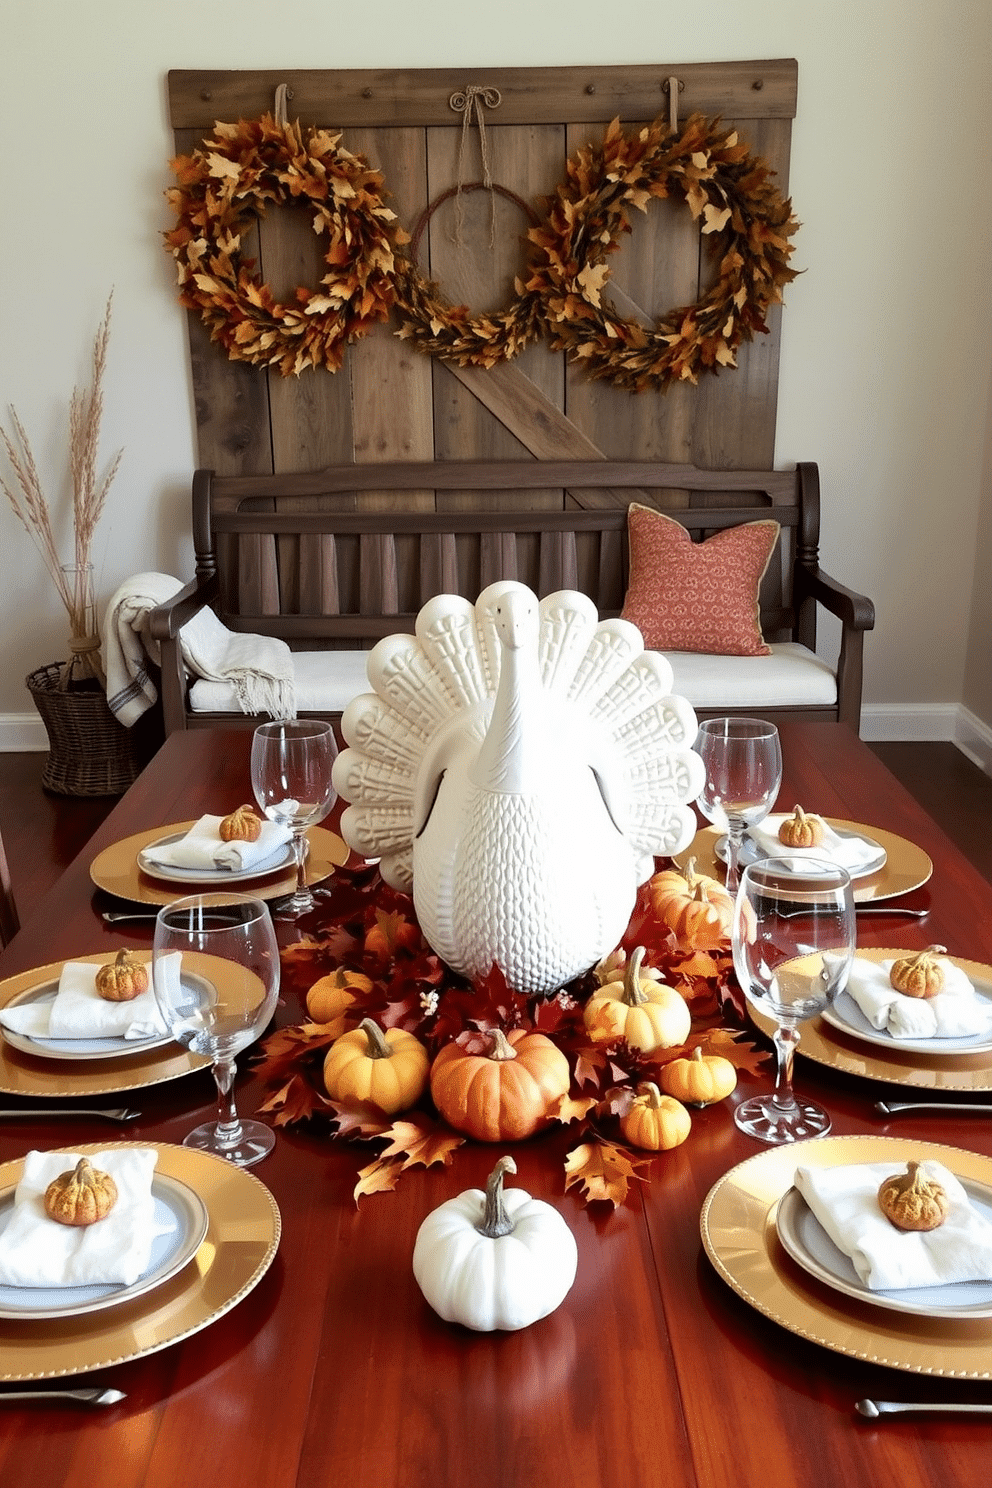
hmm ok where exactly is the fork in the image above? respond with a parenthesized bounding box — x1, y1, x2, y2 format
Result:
(0, 1107, 140, 1122)
(857, 1399, 992, 1418)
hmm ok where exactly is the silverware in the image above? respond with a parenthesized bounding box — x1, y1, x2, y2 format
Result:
(101, 911, 158, 923)
(0, 1107, 140, 1122)
(875, 1100, 992, 1116)
(780, 905, 929, 919)
(0, 1387, 126, 1407)
(857, 1398, 992, 1419)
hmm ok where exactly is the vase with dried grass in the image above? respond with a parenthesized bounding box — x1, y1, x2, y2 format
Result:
(1, 295, 145, 795)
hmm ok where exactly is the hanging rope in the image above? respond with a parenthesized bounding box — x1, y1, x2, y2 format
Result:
(448, 86, 502, 245)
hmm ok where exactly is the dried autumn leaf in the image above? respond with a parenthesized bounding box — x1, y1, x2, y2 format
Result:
(564, 1140, 651, 1208)
(551, 1092, 598, 1126)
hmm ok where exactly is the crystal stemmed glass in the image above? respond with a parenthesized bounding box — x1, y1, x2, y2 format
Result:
(250, 719, 338, 917)
(152, 893, 280, 1166)
(694, 717, 783, 891)
(732, 856, 856, 1143)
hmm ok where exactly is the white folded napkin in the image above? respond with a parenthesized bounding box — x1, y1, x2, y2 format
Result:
(0, 1148, 167, 1288)
(794, 1159, 992, 1290)
(144, 814, 292, 873)
(845, 957, 992, 1040)
(0, 955, 178, 1042)
(749, 815, 883, 874)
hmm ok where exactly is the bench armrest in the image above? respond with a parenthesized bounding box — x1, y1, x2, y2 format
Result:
(147, 575, 219, 734)
(799, 566, 875, 633)
(796, 567, 875, 731)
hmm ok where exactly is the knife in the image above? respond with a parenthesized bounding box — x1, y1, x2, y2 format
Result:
(857, 1399, 992, 1418)
(0, 1107, 140, 1122)
(0, 1387, 126, 1407)
(875, 1101, 992, 1116)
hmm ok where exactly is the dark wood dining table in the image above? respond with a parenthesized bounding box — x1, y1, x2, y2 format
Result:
(1, 721, 992, 1488)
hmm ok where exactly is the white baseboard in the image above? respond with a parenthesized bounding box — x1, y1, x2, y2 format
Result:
(0, 712, 47, 751)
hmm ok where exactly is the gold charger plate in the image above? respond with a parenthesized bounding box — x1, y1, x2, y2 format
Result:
(90, 822, 349, 906)
(0, 1142, 280, 1380)
(700, 1134, 992, 1377)
(750, 950, 992, 1092)
(0, 954, 211, 1098)
(675, 820, 933, 903)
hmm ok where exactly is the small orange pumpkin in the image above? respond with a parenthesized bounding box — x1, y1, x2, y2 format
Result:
(620, 1083, 691, 1151)
(44, 1158, 119, 1226)
(323, 1018, 429, 1114)
(646, 859, 735, 950)
(430, 1028, 571, 1143)
(306, 968, 374, 1029)
(219, 804, 263, 843)
(889, 946, 948, 1000)
(94, 949, 149, 1003)
(660, 1045, 737, 1105)
(583, 947, 691, 1053)
(778, 804, 826, 849)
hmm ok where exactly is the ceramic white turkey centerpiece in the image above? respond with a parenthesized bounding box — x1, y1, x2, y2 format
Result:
(332, 582, 704, 995)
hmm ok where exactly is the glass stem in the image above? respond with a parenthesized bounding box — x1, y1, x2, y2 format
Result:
(771, 1025, 801, 1113)
(212, 1056, 244, 1149)
(294, 829, 308, 894)
(726, 820, 745, 891)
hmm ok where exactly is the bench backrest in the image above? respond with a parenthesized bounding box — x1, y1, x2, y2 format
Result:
(193, 460, 821, 649)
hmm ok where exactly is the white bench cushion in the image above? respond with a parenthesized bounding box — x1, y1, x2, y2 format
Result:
(189, 640, 836, 716)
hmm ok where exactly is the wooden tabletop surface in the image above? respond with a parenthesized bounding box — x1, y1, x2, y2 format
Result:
(1, 721, 991, 1488)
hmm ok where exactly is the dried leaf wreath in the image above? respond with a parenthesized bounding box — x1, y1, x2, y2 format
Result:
(164, 111, 799, 388)
(254, 862, 766, 1208)
(526, 112, 801, 391)
(164, 113, 401, 376)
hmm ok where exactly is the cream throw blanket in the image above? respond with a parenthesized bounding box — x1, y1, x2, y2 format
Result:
(102, 572, 296, 726)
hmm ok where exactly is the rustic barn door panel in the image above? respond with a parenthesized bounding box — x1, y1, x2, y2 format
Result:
(167, 62, 798, 496)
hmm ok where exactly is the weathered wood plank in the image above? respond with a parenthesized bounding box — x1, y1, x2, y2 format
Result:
(168, 61, 798, 130)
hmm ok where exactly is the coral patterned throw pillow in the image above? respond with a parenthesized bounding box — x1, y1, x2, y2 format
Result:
(621, 504, 780, 656)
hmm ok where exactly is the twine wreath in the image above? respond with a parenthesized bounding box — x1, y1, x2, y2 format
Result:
(164, 113, 401, 376)
(526, 112, 801, 391)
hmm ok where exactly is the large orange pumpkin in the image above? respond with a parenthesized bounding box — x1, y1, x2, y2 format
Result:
(430, 1029, 571, 1143)
(583, 946, 691, 1053)
(646, 859, 735, 950)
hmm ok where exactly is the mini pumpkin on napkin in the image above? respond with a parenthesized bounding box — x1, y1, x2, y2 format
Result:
(0, 953, 179, 1043)
(844, 955, 992, 1040)
(794, 1159, 992, 1290)
(748, 814, 883, 875)
(0, 1148, 166, 1288)
(143, 813, 291, 873)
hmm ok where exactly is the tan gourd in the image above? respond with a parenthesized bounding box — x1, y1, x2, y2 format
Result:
(777, 805, 826, 849)
(877, 1161, 949, 1232)
(620, 1083, 691, 1151)
(660, 1046, 737, 1106)
(583, 946, 691, 1053)
(889, 946, 948, 999)
(94, 949, 149, 1003)
(44, 1158, 119, 1227)
(219, 804, 263, 842)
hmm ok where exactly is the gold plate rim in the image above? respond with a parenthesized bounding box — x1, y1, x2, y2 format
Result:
(0, 953, 211, 1097)
(675, 820, 933, 903)
(751, 950, 992, 1091)
(90, 822, 349, 907)
(0, 1141, 281, 1381)
(700, 1134, 992, 1378)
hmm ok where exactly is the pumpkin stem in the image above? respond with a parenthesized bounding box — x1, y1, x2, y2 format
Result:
(359, 1018, 392, 1060)
(680, 858, 698, 886)
(622, 947, 649, 1007)
(636, 1081, 663, 1109)
(487, 1028, 518, 1062)
(479, 1155, 517, 1238)
(908, 945, 948, 966)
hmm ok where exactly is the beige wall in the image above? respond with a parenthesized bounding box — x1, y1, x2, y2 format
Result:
(2, 1, 991, 735)
(964, 369, 992, 725)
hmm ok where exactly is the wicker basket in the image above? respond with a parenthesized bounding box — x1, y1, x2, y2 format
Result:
(26, 662, 147, 796)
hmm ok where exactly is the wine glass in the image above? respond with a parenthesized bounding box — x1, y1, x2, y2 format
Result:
(250, 719, 338, 916)
(153, 893, 280, 1166)
(695, 717, 783, 890)
(732, 856, 855, 1143)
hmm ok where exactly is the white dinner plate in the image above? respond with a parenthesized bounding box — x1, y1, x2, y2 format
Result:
(0, 968, 212, 1064)
(775, 1178, 992, 1319)
(822, 967, 992, 1057)
(716, 824, 887, 881)
(0, 1171, 208, 1320)
(137, 831, 294, 885)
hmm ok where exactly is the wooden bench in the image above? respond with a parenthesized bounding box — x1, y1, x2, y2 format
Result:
(149, 459, 874, 734)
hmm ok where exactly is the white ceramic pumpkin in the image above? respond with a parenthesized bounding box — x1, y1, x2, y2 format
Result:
(412, 1156, 578, 1332)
